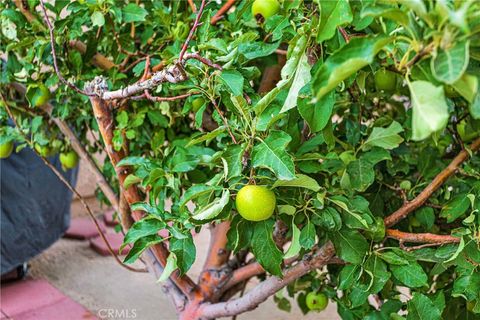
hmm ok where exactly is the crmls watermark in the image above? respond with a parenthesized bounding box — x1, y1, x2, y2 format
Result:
(97, 308, 137, 319)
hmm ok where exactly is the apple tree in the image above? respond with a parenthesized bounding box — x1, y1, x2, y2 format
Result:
(1, 0, 480, 319)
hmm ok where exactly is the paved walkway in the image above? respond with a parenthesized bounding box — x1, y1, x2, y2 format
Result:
(1, 279, 96, 320)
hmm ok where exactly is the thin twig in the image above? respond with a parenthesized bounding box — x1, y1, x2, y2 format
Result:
(39, 0, 94, 96)
(404, 242, 449, 252)
(144, 91, 198, 102)
(179, 0, 207, 62)
(338, 27, 350, 43)
(211, 99, 237, 144)
(188, 0, 197, 12)
(1, 94, 145, 273)
(386, 229, 460, 244)
(184, 53, 223, 70)
(211, 0, 236, 25)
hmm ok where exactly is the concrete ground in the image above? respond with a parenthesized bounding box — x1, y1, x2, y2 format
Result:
(26, 160, 340, 320)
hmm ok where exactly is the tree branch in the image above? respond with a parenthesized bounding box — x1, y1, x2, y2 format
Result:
(187, 0, 197, 13)
(84, 81, 197, 297)
(192, 242, 335, 319)
(384, 137, 480, 227)
(221, 262, 264, 293)
(179, 0, 206, 62)
(203, 221, 232, 270)
(211, 0, 237, 25)
(386, 229, 460, 244)
(143, 91, 198, 102)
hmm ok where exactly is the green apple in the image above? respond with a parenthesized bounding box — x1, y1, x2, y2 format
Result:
(60, 151, 79, 169)
(305, 292, 328, 311)
(0, 141, 14, 159)
(252, 0, 280, 21)
(236, 185, 276, 221)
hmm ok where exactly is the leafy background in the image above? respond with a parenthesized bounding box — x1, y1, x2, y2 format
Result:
(1, 0, 480, 319)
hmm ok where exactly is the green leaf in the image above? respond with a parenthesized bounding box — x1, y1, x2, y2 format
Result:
(444, 237, 464, 263)
(378, 251, 409, 265)
(186, 127, 226, 147)
(346, 159, 375, 192)
(157, 253, 177, 283)
(252, 130, 296, 180)
(122, 4, 148, 23)
(123, 217, 165, 247)
(451, 73, 478, 103)
(299, 221, 316, 249)
(227, 215, 253, 253)
(360, 5, 409, 27)
(360, 147, 392, 165)
(117, 156, 149, 167)
(312, 207, 342, 231)
(280, 53, 311, 113)
(192, 189, 230, 220)
(284, 223, 301, 259)
(238, 41, 280, 60)
(298, 90, 335, 133)
(440, 195, 470, 222)
(470, 92, 480, 120)
(251, 220, 283, 276)
(332, 229, 369, 264)
(91, 11, 105, 27)
(124, 234, 164, 264)
(254, 36, 308, 115)
(219, 70, 244, 96)
(409, 80, 449, 141)
(415, 207, 435, 230)
(338, 264, 360, 290)
(317, 0, 353, 43)
(431, 40, 469, 84)
(407, 293, 442, 320)
(222, 144, 245, 180)
(123, 174, 141, 189)
(170, 235, 196, 274)
(313, 36, 392, 100)
(363, 121, 404, 150)
(391, 262, 428, 288)
(272, 174, 320, 191)
(179, 185, 221, 208)
(329, 196, 369, 229)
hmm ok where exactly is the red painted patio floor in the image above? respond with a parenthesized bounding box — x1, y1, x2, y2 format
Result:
(0, 278, 96, 320)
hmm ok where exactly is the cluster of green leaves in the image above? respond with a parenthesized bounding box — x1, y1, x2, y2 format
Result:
(1, 0, 480, 318)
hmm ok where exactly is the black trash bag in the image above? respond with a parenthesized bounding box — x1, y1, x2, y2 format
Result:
(1, 145, 78, 274)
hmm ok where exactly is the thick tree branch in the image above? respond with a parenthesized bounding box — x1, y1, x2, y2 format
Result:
(197, 221, 232, 300)
(203, 221, 231, 270)
(98, 54, 220, 100)
(384, 137, 480, 227)
(386, 229, 460, 244)
(84, 81, 197, 297)
(191, 242, 335, 319)
(221, 262, 264, 293)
